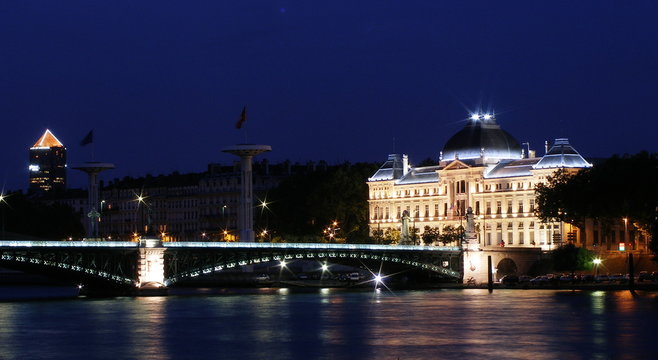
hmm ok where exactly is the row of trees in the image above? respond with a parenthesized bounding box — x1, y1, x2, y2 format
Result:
(369, 225, 464, 246)
(257, 162, 380, 243)
(0, 192, 84, 239)
(535, 152, 658, 253)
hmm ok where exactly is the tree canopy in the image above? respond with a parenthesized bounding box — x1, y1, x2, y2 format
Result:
(260, 162, 380, 243)
(535, 152, 658, 253)
(1, 191, 84, 240)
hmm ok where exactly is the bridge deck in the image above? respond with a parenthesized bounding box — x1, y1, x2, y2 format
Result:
(0, 240, 460, 252)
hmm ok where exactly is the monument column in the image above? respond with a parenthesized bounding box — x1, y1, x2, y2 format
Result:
(72, 162, 115, 239)
(222, 145, 271, 242)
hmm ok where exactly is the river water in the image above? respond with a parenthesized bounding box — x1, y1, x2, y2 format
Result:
(0, 288, 656, 360)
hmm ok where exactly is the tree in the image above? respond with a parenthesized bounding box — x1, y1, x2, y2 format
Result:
(552, 244, 593, 272)
(266, 162, 380, 243)
(421, 226, 440, 245)
(382, 228, 400, 244)
(438, 225, 460, 246)
(535, 152, 658, 254)
(1, 191, 84, 239)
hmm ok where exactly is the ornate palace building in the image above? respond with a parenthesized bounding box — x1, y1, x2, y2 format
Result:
(367, 113, 607, 251)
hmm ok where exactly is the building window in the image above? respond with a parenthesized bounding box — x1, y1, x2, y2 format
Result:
(518, 200, 524, 214)
(519, 232, 524, 244)
(529, 199, 535, 213)
(444, 203, 448, 216)
(507, 200, 513, 214)
(414, 205, 419, 218)
(385, 207, 389, 219)
(496, 201, 502, 214)
(397, 206, 401, 219)
(486, 202, 491, 215)
(434, 204, 439, 217)
(424, 205, 429, 218)
(456, 180, 467, 194)
(475, 201, 480, 215)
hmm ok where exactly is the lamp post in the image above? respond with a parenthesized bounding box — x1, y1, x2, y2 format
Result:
(623, 217, 629, 250)
(0, 193, 6, 240)
(593, 258, 602, 277)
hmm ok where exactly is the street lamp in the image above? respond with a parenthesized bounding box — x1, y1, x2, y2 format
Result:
(0, 192, 7, 239)
(593, 258, 602, 277)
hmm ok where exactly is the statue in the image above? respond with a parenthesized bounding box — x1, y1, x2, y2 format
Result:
(465, 207, 475, 234)
(463, 207, 480, 251)
(400, 210, 411, 245)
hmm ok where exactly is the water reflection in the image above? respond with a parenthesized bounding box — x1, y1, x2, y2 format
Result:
(127, 297, 168, 360)
(0, 289, 657, 359)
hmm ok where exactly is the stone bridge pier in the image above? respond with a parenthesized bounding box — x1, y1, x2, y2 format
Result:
(137, 238, 167, 294)
(463, 248, 543, 284)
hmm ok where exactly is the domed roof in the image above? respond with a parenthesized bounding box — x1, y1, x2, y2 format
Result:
(441, 115, 522, 163)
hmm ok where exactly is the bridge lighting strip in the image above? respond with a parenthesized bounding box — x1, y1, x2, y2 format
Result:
(163, 242, 461, 252)
(0, 241, 137, 248)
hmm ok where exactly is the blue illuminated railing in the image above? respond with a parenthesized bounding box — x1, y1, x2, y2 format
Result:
(0, 241, 137, 248)
(163, 242, 461, 252)
(0, 240, 461, 252)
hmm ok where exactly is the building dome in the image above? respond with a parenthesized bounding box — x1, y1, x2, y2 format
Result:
(441, 115, 522, 163)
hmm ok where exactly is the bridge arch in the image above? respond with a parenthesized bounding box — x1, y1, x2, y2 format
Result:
(163, 243, 463, 285)
(0, 242, 139, 287)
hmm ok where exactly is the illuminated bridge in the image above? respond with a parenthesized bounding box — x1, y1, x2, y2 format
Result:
(0, 240, 462, 291)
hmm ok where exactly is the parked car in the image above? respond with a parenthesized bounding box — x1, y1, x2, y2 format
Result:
(500, 275, 519, 285)
(638, 271, 652, 282)
(581, 274, 595, 283)
(255, 274, 270, 281)
(559, 275, 574, 283)
(609, 273, 626, 283)
(518, 275, 532, 284)
(530, 276, 549, 285)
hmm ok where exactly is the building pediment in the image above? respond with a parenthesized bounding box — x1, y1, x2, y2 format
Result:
(441, 160, 471, 171)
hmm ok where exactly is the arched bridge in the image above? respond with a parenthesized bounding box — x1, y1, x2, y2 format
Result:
(164, 242, 462, 285)
(0, 240, 462, 289)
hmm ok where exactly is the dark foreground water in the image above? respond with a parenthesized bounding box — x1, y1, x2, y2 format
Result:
(0, 288, 656, 360)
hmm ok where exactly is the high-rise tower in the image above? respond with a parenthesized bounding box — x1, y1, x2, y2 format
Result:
(29, 129, 67, 194)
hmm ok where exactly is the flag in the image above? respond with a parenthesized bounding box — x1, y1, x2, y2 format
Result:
(80, 130, 93, 146)
(235, 106, 247, 129)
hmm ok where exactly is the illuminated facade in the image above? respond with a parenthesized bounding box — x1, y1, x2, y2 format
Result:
(29, 129, 67, 194)
(93, 160, 315, 242)
(366, 113, 634, 251)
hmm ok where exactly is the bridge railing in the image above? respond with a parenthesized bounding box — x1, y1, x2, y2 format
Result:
(0, 241, 137, 248)
(163, 242, 461, 252)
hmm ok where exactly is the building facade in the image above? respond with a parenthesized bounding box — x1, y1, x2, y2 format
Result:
(29, 129, 67, 194)
(368, 114, 649, 253)
(85, 160, 317, 242)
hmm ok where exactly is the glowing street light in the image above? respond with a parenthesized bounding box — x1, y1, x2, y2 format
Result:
(470, 114, 480, 121)
(0, 192, 7, 239)
(279, 259, 287, 267)
(593, 258, 602, 276)
(374, 274, 383, 284)
(321, 263, 329, 272)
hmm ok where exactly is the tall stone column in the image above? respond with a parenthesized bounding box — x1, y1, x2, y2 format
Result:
(222, 145, 271, 242)
(72, 162, 114, 239)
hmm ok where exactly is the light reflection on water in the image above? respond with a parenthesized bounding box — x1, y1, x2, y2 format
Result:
(0, 289, 656, 359)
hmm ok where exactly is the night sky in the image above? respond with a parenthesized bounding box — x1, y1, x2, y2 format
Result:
(2, 1, 658, 191)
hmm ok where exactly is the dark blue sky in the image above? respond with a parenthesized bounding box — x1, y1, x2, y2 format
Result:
(2, 1, 657, 191)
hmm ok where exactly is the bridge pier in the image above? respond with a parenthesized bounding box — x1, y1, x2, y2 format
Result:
(137, 238, 168, 295)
